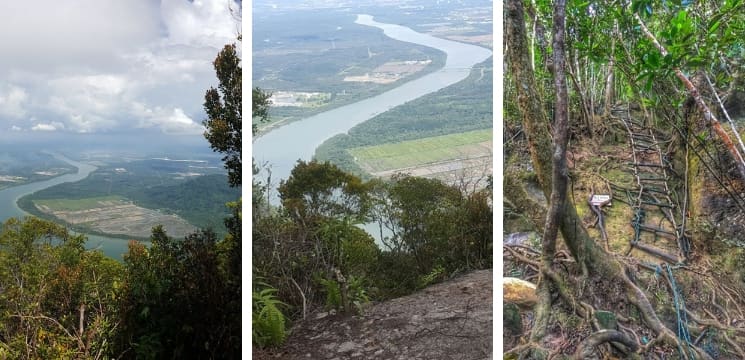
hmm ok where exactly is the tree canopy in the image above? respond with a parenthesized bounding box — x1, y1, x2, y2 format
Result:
(204, 43, 242, 187)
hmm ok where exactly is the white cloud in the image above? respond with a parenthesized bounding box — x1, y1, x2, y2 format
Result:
(0, 85, 29, 118)
(31, 122, 63, 132)
(0, 0, 161, 72)
(161, 0, 241, 48)
(162, 108, 206, 135)
(133, 104, 206, 135)
(0, 0, 240, 137)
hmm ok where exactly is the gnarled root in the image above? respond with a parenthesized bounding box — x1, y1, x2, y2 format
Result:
(573, 329, 638, 359)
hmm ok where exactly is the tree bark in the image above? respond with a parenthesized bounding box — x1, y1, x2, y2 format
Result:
(533, 0, 570, 342)
(574, 330, 639, 359)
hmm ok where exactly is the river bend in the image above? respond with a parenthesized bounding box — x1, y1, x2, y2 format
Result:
(252, 14, 493, 198)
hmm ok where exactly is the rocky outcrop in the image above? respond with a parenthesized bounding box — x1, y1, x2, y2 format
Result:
(257, 270, 492, 360)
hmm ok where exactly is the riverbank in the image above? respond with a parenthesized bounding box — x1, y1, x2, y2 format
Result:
(253, 53, 446, 138)
(0, 153, 136, 259)
(253, 14, 492, 202)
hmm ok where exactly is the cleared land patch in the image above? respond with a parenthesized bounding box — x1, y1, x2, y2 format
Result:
(34, 196, 196, 239)
(343, 60, 432, 84)
(268, 91, 331, 107)
(348, 129, 492, 173)
(34, 195, 126, 212)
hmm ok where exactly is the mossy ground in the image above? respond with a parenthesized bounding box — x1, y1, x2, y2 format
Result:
(504, 124, 745, 357)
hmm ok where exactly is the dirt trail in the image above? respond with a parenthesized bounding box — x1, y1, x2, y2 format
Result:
(257, 270, 492, 360)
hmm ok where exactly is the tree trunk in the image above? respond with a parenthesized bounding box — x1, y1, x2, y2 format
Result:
(506, 0, 596, 274)
(533, 0, 570, 342)
(603, 22, 617, 117)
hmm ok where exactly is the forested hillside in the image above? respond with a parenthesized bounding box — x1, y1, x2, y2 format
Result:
(137, 175, 241, 230)
(505, 0, 745, 358)
(0, 151, 75, 190)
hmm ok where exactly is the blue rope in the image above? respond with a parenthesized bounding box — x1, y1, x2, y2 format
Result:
(631, 208, 645, 245)
(666, 265, 695, 360)
(702, 329, 720, 358)
(654, 264, 662, 279)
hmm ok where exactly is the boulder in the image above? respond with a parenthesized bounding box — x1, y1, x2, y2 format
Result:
(503, 277, 538, 309)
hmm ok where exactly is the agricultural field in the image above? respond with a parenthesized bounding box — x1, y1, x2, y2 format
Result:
(33, 195, 196, 239)
(34, 195, 127, 212)
(349, 129, 491, 185)
(315, 57, 492, 178)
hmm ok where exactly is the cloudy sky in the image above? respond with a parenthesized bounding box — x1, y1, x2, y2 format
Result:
(0, 0, 241, 140)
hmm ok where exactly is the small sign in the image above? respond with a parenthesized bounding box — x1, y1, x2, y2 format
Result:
(591, 194, 611, 206)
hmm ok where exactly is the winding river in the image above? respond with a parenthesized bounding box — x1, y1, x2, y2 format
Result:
(252, 14, 493, 198)
(0, 153, 131, 260)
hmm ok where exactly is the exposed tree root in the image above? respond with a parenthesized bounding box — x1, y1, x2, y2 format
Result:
(573, 329, 639, 359)
(506, 244, 722, 359)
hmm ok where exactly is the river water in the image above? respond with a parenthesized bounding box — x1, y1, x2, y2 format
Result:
(0, 153, 132, 260)
(252, 14, 493, 198)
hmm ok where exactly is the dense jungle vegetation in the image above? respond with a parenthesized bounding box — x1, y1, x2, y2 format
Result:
(505, 0, 745, 358)
(251, 159, 493, 348)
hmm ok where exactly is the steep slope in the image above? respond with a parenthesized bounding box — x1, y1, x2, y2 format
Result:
(256, 270, 492, 360)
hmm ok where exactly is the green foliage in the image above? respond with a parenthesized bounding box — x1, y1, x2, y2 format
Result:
(204, 43, 242, 187)
(317, 275, 370, 314)
(0, 217, 124, 359)
(317, 276, 343, 310)
(279, 160, 370, 222)
(252, 284, 288, 348)
(368, 174, 492, 297)
(253, 87, 272, 136)
(117, 227, 241, 359)
(418, 264, 446, 289)
(255, 162, 490, 317)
